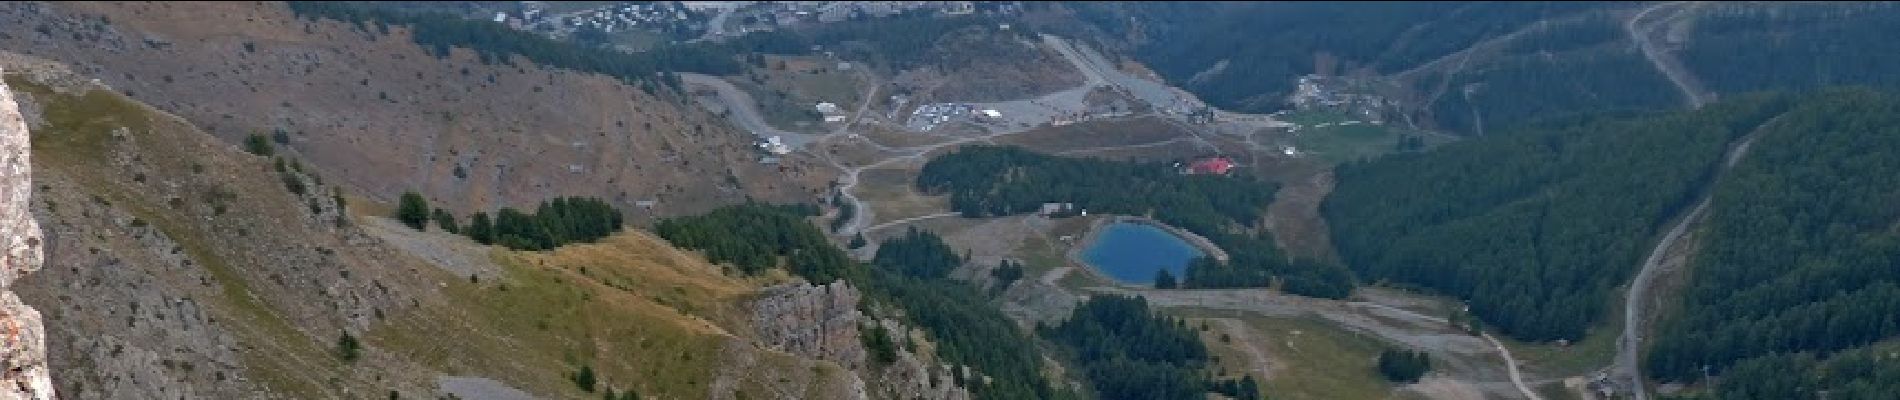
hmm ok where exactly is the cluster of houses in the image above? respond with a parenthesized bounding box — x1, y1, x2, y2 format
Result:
(727, 1, 996, 32)
(1288, 74, 1391, 124)
(1038, 202, 1084, 217)
(904, 102, 998, 132)
(495, 2, 707, 41)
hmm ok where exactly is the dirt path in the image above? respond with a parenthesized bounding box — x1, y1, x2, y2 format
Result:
(1352, 303, 1543, 400)
(1213, 318, 1280, 380)
(861, 212, 960, 234)
(1054, 137, 1192, 156)
(1039, 266, 1074, 286)
(1611, 115, 1776, 400)
(1099, 287, 1543, 400)
(1627, 1, 1713, 109)
(680, 72, 822, 147)
(1262, 168, 1337, 260)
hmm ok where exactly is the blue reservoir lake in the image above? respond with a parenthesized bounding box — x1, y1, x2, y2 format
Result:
(1080, 221, 1206, 285)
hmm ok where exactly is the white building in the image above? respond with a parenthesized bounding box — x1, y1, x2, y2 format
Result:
(759, 136, 791, 154)
(816, 102, 841, 114)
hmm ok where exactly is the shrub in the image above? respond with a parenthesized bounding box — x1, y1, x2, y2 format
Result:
(244, 134, 274, 156)
(337, 332, 361, 362)
(396, 191, 430, 230)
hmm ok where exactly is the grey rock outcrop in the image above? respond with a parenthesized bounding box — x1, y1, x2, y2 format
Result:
(0, 67, 54, 400)
(747, 281, 972, 400)
(750, 281, 867, 368)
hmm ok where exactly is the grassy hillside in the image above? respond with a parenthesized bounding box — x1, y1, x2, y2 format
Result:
(5, 65, 848, 399)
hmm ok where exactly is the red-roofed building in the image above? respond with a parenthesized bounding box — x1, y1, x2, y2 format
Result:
(1185, 156, 1235, 175)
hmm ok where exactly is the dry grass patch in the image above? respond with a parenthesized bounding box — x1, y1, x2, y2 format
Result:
(854, 167, 948, 225)
(368, 230, 791, 398)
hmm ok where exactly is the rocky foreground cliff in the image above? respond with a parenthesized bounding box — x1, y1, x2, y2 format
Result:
(0, 67, 54, 399)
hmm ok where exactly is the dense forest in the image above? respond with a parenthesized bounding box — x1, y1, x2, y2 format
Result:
(1070, 2, 1616, 112)
(1420, 32, 1681, 133)
(652, 202, 861, 284)
(1644, 90, 1900, 391)
(873, 227, 964, 279)
(1667, 343, 1900, 400)
(1420, 3, 1900, 134)
(916, 145, 1355, 298)
(395, 193, 624, 251)
(1680, 3, 1900, 95)
(1323, 95, 1794, 341)
(1041, 295, 1222, 400)
(654, 204, 1069, 399)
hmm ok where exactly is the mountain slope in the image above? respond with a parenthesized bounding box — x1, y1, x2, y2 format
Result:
(1645, 89, 1900, 391)
(1322, 94, 1794, 341)
(2, 58, 888, 399)
(0, 1, 832, 220)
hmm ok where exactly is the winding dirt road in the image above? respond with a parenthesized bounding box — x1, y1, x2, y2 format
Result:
(1611, 115, 1776, 400)
(688, 34, 1546, 399)
(1627, 1, 1713, 109)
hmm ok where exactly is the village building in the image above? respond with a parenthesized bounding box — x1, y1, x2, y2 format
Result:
(1183, 156, 1236, 175)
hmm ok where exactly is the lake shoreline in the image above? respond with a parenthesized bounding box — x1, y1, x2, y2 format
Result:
(1066, 215, 1229, 287)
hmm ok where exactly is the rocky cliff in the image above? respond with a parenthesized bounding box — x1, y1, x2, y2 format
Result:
(0, 67, 54, 400)
(750, 281, 868, 368)
(746, 282, 972, 400)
